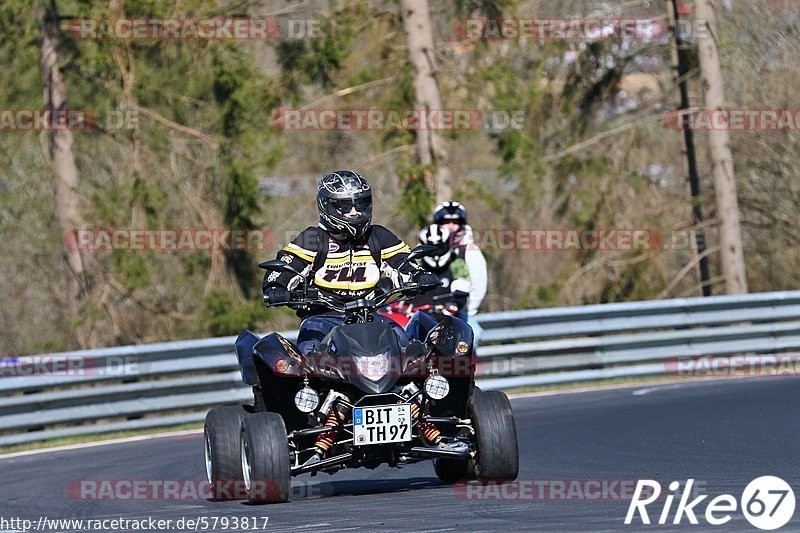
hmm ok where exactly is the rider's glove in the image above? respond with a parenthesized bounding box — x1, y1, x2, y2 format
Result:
(264, 286, 290, 305)
(452, 290, 468, 309)
(412, 271, 440, 287)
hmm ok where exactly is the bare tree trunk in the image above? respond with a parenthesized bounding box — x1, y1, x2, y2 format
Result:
(41, 0, 90, 314)
(400, 0, 453, 201)
(695, 0, 748, 294)
(109, 0, 144, 228)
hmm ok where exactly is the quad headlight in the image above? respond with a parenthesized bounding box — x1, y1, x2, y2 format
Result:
(424, 374, 450, 400)
(294, 386, 319, 413)
(353, 352, 390, 382)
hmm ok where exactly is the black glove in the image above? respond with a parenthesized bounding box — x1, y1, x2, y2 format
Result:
(264, 286, 290, 305)
(452, 289, 469, 308)
(412, 271, 440, 287)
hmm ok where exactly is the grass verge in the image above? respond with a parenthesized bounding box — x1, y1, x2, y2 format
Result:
(0, 422, 203, 456)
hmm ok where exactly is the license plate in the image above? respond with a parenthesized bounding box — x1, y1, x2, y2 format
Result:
(352, 404, 412, 446)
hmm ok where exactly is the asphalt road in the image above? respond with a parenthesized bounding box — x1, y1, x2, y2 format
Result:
(2, 376, 799, 532)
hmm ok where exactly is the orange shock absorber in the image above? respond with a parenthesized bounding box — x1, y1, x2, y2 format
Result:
(419, 422, 442, 445)
(412, 400, 441, 445)
(315, 410, 345, 455)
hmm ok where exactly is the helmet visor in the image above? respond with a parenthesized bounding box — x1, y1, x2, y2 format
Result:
(328, 197, 371, 218)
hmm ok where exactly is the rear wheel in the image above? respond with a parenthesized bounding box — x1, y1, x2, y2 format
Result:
(204, 405, 252, 500)
(240, 412, 291, 503)
(468, 390, 519, 480)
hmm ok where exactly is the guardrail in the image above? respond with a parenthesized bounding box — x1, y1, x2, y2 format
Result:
(3, 290, 800, 448)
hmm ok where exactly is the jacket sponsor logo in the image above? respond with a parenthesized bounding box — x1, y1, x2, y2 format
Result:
(321, 266, 368, 283)
(314, 260, 380, 290)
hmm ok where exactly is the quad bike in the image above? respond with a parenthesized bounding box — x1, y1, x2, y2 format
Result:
(204, 245, 519, 503)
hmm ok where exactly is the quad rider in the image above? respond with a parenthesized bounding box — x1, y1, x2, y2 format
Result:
(409, 223, 471, 321)
(431, 201, 488, 344)
(261, 170, 439, 355)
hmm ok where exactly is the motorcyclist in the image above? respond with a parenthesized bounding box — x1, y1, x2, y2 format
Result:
(410, 224, 471, 321)
(432, 201, 487, 343)
(261, 170, 439, 355)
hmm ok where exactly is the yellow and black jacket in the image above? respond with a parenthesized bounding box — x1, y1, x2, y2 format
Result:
(262, 225, 421, 315)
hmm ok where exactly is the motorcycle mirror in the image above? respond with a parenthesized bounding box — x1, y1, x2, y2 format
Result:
(258, 259, 303, 278)
(404, 244, 440, 263)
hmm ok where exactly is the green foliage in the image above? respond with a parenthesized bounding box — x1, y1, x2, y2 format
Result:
(201, 290, 263, 337)
(131, 177, 166, 218)
(210, 43, 282, 294)
(454, 0, 517, 19)
(113, 251, 150, 292)
(275, 6, 359, 88)
(598, 254, 666, 304)
(397, 164, 435, 228)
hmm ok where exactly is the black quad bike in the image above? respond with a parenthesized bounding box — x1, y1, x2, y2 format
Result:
(204, 245, 519, 503)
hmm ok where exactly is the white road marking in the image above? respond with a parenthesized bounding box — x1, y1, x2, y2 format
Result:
(632, 382, 696, 395)
(508, 374, 773, 401)
(631, 375, 768, 396)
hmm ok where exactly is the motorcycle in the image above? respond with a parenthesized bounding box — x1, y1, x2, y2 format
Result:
(203, 245, 519, 503)
(378, 279, 470, 328)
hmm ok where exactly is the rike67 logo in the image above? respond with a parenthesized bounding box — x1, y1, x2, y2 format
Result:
(625, 477, 795, 530)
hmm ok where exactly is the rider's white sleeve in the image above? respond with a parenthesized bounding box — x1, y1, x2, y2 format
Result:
(464, 244, 487, 316)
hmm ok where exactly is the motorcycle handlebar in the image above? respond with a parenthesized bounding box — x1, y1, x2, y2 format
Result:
(264, 282, 440, 313)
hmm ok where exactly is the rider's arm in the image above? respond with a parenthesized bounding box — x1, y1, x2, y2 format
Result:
(463, 241, 487, 316)
(262, 227, 318, 293)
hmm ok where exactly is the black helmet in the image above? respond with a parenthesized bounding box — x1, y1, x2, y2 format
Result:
(419, 224, 453, 269)
(317, 171, 373, 240)
(433, 201, 467, 225)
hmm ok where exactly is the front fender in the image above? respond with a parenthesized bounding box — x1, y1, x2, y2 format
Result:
(235, 330, 260, 385)
(253, 332, 305, 378)
(425, 315, 474, 357)
(236, 330, 305, 386)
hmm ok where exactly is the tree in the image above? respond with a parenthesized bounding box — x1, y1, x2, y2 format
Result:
(695, 0, 748, 294)
(40, 0, 90, 322)
(400, 0, 453, 201)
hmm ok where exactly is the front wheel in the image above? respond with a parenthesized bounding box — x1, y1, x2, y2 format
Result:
(434, 457, 472, 484)
(240, 412, 291, 503)
(468, 390, 519, 480)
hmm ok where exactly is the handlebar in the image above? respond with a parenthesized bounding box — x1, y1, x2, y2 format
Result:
(431, 289, 469, 302)
(265, 282, 441, 315)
